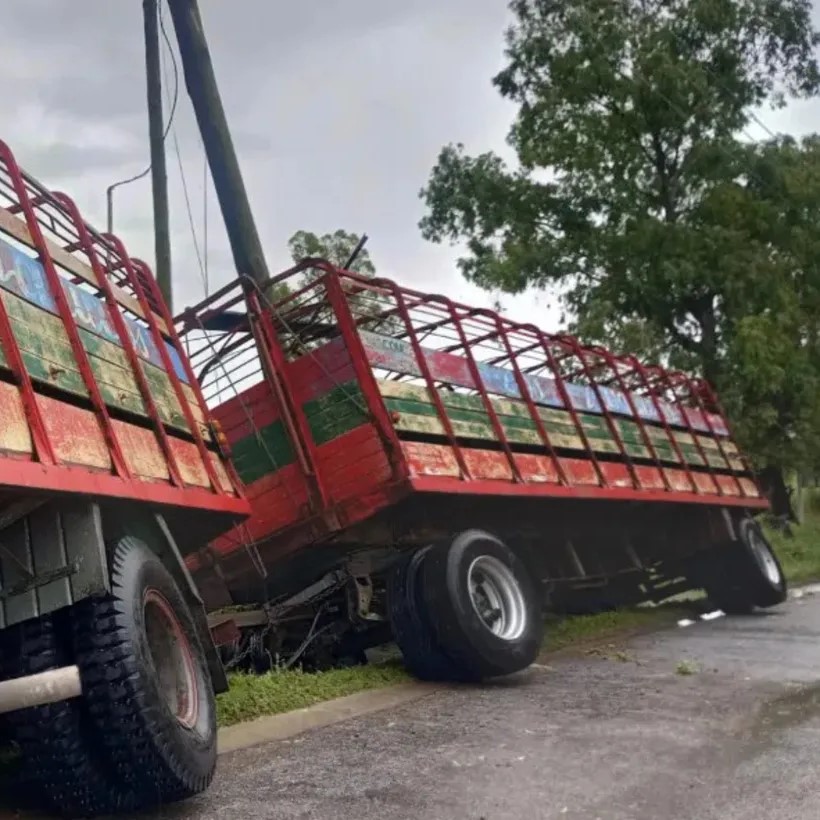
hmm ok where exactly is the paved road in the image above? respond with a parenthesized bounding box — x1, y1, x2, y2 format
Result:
(163, 591, 820, 820)
(8, 594, 819, 819)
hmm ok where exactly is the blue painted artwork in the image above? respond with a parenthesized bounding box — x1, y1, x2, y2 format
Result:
(360, 330, 729, 436)
(0, 237, 188, 383)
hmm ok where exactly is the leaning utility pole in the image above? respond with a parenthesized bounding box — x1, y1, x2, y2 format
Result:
(165, 0, 270, 287)
(144, 0, 173, 309)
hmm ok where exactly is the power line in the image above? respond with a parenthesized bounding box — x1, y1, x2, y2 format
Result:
(158, 0, 209, 296)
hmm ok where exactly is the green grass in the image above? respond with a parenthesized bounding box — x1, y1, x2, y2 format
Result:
(765, 503, 820, 585)
(217, 661, 411, 727)
(216, 605, 685, 727)
(542, 604, 686, 653)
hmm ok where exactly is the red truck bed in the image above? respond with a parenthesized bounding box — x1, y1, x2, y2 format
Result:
(177, 261, 765, 602)
(0, 140, 247, 539)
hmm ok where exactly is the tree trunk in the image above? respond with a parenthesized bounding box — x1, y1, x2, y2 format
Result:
(758, 465, 797, 529)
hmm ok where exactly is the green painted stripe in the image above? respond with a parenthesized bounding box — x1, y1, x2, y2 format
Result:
(229, 383, 369, 485)
(2, 289, 193, 432)
(230, 419, 295, 485)
(378, 379, 740, 469)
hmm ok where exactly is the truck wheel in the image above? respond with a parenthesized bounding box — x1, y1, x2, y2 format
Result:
(740, 519, 788, 608)
(1, 613, 135, 817)
(72, 536, 217, 808)
(419, 530, 543, 680)
(699, 519, 787, 614)
(387, 547, 466, 681)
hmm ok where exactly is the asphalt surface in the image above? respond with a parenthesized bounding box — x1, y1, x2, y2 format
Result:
(150, 590, 820, 820)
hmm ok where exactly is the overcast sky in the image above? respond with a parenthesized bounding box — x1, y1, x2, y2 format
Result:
(3, 0, 819, 330)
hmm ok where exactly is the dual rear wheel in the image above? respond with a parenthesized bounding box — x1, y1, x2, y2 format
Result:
(388, 530, 543, 682)
(2, 536, 217, 817)
(692, 518, 787, 615)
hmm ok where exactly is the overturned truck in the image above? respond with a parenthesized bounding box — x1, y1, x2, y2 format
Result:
(178, 260, 786, 680)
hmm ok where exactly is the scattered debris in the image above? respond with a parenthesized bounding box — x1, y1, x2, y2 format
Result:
(676, 660, 700, 676)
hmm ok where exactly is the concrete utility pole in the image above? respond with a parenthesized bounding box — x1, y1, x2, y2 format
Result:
(143, 0, 173, 310)
(165, 0, 271, 287)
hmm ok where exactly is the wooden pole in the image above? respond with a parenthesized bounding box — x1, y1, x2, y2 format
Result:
(165, 0, 270, 286)
(144, 0, 174, 310)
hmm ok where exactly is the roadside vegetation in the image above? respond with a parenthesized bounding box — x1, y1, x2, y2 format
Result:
(217, 661, 411, 727)
(765, 490, 820, 585)
(216, 603, 688, 726)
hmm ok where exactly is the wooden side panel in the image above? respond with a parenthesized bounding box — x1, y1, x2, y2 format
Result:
(0, 288, 208, 436)
(401, 441, 761, 499)
(359, 329, 729, 436)
(214, 338, 363, 488)
(0, 387, 228, 490)
(0, 380, 32, 456)
(209, 421, 392, 556)
(0, 237, 187, 379)
(215, 337, 355, 444)
(377, 379, 744, 471)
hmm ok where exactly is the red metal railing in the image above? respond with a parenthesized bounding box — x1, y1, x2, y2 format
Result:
(189, 260, 758, 485)
(0, 139, 246, 515)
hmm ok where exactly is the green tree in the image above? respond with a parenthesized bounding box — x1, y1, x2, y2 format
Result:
(287, 229, 375, 276)
(280, 229, 399, 348)
(419, 0, 820, 511)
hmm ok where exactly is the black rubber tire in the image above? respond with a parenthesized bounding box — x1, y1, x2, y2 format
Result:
(419, 530, 543, 680)
(1, 613, 136, 817)
(72, 536, 218, 808)
(387, 547, 468, 681)
(739, 518, 787, 608)
(697, 519, 787, 614)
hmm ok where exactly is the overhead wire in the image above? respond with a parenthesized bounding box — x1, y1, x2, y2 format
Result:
(105, 0, 179, 239)
(158, 0, 209, 298)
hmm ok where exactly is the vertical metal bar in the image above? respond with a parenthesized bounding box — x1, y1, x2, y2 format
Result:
(322, 271, 410, 483)
(486, 312, 570, 486)
(0, 145, 131, 478)
(372, 282, 471, 479)
(591, 345, 672, 492)
(561, 337, 640, 490)
(246, 287, 330, 516)
(670, 371, 745, 496)
(628, 356, 699, 494)
(54, 194, 184, 488)
(525, 325, 608, 488)
(442, 302, 523, 482)
(125, 253, 228, 493)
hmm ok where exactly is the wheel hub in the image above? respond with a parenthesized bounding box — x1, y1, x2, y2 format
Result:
(467, 555, 527, 641)
(748, 527, 782, 587)
(143, 589, 199, 729)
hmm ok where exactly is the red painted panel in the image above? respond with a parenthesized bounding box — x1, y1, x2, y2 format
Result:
(401, 441, 762, 504)
(214, 336, 357, 446)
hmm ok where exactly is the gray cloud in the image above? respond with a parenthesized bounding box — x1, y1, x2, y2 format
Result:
(1, 0, 816, 327)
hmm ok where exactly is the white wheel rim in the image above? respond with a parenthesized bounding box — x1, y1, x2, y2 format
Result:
(748, 527, 782, 587)
(467, 555, 527, 641)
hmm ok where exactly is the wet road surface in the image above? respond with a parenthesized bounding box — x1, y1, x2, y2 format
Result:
(7, 593, 815, 819)
(162, 591, 820, 820)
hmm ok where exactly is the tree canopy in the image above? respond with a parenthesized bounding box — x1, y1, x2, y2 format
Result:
(287, 229, 374, 276)
(419, 0, 820, 491)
